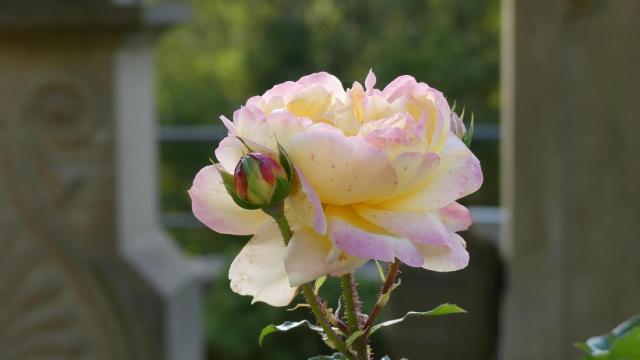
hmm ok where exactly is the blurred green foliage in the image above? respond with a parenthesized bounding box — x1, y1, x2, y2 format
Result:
(156, 0, 500, 359)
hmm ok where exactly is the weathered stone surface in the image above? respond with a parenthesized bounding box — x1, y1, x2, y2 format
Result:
(0, 1, 206, 360)
(501, 1, 640, 359)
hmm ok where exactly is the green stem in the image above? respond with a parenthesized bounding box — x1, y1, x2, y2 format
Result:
(341, 274, 359, 333)
(342, 273, 368, 360)
(265, 204, 353, 359)
(365, 259, 401, 330)
(301, 284, 353, 359)
(262, 202, 291, 244)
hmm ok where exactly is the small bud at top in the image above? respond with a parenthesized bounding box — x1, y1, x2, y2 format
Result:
(233, 152, 290, 206)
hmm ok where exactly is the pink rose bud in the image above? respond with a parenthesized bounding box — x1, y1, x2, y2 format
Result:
(233, 153, 290, 206)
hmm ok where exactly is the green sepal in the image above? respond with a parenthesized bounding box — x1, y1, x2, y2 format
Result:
(314, 276, 327, 293)
(259, 320, 325, 347)
(236, 136, 254, 152)
(269, 176, 292, 204)
(368, 303, 466, 335)
(463, 112, 474, 147)
(276, 139, 295, 182)
(344, 329, 366, 348)
(216, 166, 262, 210)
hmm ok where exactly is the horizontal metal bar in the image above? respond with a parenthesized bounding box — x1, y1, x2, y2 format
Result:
(157, 123, 500, 142)
(158, 125, 227, 142)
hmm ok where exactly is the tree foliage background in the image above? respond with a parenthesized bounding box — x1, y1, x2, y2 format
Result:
(156, 0, 499, 359)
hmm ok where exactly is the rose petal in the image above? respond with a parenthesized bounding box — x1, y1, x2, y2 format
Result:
(188, 165, 268, 235)
(215, 136, 245, 173)
(436, 202, 472, 232)
(353, 205, 449, 246)
(284, 226, 366, 287)
(365, 69, 376, 93)
(389, 151, 440, 197)
(297, 72, 346, 100)
(287, 166, 327, 234)
(382, 75, 418, 102)
(417, 232, 469, 272)
(229, 221, 298, 306)
(326, 206, 424, 267)
(287, 124, 398, 205)
(383, 136, 482, 211)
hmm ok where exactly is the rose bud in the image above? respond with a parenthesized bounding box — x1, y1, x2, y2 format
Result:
(233, 153, 291, 207)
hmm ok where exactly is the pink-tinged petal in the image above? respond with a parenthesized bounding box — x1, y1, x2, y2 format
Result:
(235, 110, 313, 151)
(284, 226, 366, 287)
(287, 166, 327, 234)
(188, 165, 268, 235)
(416, 233, 469, 272)
(365, 69, 376, 92)
(220, 115, 237, 134)
(229, 221, 297, 306)
(257, 81, 301, 105)
(215, 136, 245, 173)
(287, 124, 398, 205)
(384, 136, 483, 212)
(353, 205, 449, 246)
(297, 72, 346, 99)
(326, 206, 424, 267)
(390, 152, 440, 197)
(436, 202, 472, 232)
(381, 75, 418, 102)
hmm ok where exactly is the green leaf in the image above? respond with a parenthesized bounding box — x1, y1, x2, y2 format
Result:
(463, 112, 474, 147)
(259, 320, 324, 346)
(308, 353, 347, 360)
(314, 276, 327, 293)
(610, 326, 640, 359)
(580, 315, 640, 358)
(369, 303, 466, 335)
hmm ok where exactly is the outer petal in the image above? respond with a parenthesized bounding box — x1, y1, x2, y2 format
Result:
(287, 166, 327, 234)
(287, 124, 398, 205)
(188, 165, 268, 235)
(215, 136, 245, 173)
(297, 72, 346, 100)
(353, 205, 449, 246)
(326, 206, 423, 267)
(284, 226, 366, 287)
(436, 202, 472, 232)
(383, 136, 482, 212)
(229, 221, 298, 306)
(382, 75, 418, 102)
(416, 233, 469, 272)
(235, 110, 313, 150)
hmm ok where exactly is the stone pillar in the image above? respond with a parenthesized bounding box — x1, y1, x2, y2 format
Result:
(0, 1, 215, 359)
(501, 1, 640, 359)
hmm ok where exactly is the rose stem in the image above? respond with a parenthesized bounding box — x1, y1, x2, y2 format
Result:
(342, 273, 369, 360)
(262, 202, 291, 245)
(364, 259, 401, 330)
(341, 274, 359, 333)
(301, 284, 354, 359)
(267, 204, 353, 359)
